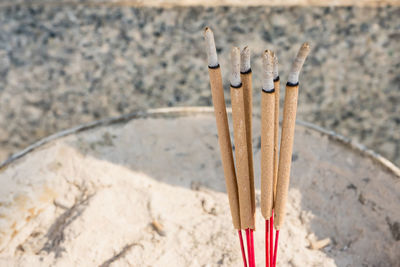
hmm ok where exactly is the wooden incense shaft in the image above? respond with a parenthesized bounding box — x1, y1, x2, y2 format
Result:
(240, 70, 256, 218)
(274, 84, 299, 230)
(272, 77, 280, 205)
(208, 66, 241, 229)
(260, 89, 275, 219)
(231, 83, 255, 230)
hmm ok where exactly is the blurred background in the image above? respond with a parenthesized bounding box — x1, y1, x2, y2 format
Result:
(0, 0, 399, 166)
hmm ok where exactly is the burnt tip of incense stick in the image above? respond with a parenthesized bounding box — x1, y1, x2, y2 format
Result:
(203, 27, 219, 68)
(262, 88, 275, 93)
(286, 81, 299, 87)
(262, 50, 274, 92)
(288, 42, 310, 84)
(230, 47, 241, 87)
(240, 46, 251, 74)
(272, 51, 279, 80)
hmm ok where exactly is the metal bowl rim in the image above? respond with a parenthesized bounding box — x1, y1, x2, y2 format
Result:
(1, 106, 399, 178)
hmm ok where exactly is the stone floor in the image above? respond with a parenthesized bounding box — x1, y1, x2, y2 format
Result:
(0, 4, 399, 166)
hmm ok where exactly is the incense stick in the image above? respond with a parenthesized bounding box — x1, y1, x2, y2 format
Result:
(230, 46, 255, 230)
(271, 52, 279, 267)
(204, 27, 241, 230)
(274, 42, 310, 230)
(260, 50, 275, 222)
(260, 50, 275, 267)
(204, 27, 248, 267)
(272, 52, 280, 204)
(231, 46, 256, 267)
(240, 48, 256, 267)
(240, 46, 256, 225)
(273, 43, 310, 266)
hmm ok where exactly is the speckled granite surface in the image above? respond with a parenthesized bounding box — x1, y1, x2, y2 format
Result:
(0, 5, 399, 165)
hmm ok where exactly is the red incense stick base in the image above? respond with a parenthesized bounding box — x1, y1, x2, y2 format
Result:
(266, 220, 269, 267)
(238, 230, 248, 267)
(273, 230, 280, 267)
(269, 212, 274, 267)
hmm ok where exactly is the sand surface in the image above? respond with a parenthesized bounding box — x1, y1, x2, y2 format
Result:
(0, 112, 399, 266)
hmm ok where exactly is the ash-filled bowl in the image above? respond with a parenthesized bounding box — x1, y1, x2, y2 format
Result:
(0, 107, 399, 266)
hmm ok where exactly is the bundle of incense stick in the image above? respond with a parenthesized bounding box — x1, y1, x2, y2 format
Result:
(204, 27, 310, 267)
